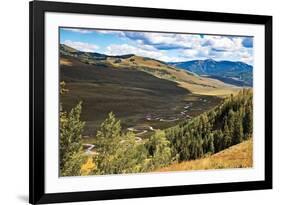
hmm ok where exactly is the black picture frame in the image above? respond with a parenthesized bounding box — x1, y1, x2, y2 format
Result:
(29, 1, 272, 204)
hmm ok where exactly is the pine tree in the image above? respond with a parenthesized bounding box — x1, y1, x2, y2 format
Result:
(147, 130, 172, 169)
(94, 112, 122, 174)
(232, 113, 244, 145)
(208, 134, 215, 154)
(96, 112, 121, 140)
(222, 119, 231, 148)
(94, 112, 148, 174)
(243, 104, 253, 139)
(227, 109, 235, 136)
(59, 101, 85, 176)
(213, 130, 224, 152)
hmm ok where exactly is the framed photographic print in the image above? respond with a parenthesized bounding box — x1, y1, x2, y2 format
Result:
(29, 0, 272, 204)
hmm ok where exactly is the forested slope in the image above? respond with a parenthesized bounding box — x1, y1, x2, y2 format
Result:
(60, 87, 253, 176)
(165, 89, 253, 162)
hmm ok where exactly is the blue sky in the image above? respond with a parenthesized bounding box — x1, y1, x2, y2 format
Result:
(60, 28, 253, 65)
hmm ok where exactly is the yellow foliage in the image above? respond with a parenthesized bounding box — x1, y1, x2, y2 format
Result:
(80, 157, 96, 176)
(59, 81, 69, 95)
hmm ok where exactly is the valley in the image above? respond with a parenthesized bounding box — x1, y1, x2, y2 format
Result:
(60, 55, 222, 138)
(59, 44, 242, 141)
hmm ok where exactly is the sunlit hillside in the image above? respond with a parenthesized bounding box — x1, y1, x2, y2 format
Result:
(156, 138, 253, 172)
(60, 44, 239, 97)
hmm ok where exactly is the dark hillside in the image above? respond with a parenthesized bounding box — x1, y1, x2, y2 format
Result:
(60, 56, 221, 136)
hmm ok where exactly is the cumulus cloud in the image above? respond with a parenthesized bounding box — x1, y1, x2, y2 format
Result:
(105, 44, 163, 59)
(62, 28, 254, 64)
(179, 36, 253, 64)
(105, 43, 187, 62)
(208, 46, 253, 65)
(123, 32, 201, 50)
(64, 40, 99, 52)
(118, 31, 253, 64)
(94, 30, 125, 37)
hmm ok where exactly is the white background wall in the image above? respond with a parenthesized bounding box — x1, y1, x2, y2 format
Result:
(0, 0, 279, 204)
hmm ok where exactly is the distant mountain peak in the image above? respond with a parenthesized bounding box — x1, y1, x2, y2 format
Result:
(168, 59, 253, 87)
(205, 58, 215, 62)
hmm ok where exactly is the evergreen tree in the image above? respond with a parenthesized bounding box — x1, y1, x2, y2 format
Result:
(94, 112, 148, 174)
(227, 109, 235, 137)
(222, 120, 231, 148)
(146, 130, 172, 169)
(213, 130, 224, 152)
(232, 113, 244, 145)
(243, 104, 253, 139)
(96, 112, 121, 140)
(208, 134, 215, 154)
(94, 112, 122, 174)
(59, 101, 85, 176)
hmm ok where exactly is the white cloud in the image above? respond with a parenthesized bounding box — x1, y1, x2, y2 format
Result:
(182, 46, 211, 59)
(64, 40, 99, 52)
(218, 47, 253, 64)
(122, 32, 253, 64)
(203, 36, 243, 52)
(105, 44, 162, 58)
(126, 32, 202, 49)
(176, 36, 253, 64)
(158, 55, 188, 63)
(62, 28, 254, 64)
(104, 37, 253, 64)
(105, 43, 187, 62)
(62, 28, 94, 34)
(182, 49, 200, 58)
(124, 31, 253, 62)
(95, 30, 125, 36)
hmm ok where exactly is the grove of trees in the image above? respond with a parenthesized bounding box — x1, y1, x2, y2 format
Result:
(165, 89, 253, 162)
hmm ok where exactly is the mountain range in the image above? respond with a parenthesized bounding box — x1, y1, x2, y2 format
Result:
(61, 44, 253, 87)
(169, 59, 253, 86)
(60, 44, 241, 96)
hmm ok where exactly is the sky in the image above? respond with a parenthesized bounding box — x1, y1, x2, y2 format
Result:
(60, 28, 254, 65)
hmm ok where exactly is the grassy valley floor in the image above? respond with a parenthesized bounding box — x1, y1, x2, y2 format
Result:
(156, 138, 253, 172)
